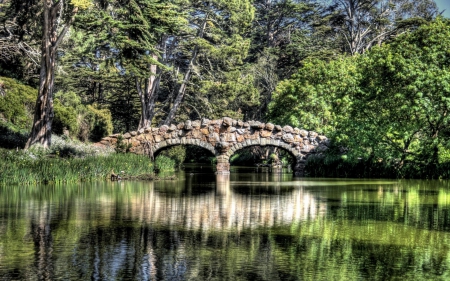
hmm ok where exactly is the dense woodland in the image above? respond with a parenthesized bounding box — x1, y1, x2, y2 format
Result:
(1, 0, 450, 178)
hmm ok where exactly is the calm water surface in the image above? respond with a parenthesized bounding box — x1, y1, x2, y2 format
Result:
(1, 165, 450, 280)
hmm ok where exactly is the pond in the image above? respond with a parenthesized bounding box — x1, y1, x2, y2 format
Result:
(1, 165, 450, 280)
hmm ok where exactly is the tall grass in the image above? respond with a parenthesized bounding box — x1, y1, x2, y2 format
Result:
(0, 148, 155, 185)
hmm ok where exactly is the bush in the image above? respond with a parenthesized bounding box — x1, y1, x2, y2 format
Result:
(158, 146, 186, 168)
(0, 77, 36, 130)
(0, 121, 28, 149)
(154, 155, 176, 172)
(53, 99, 79, 136)
(84, 105, 113, 142)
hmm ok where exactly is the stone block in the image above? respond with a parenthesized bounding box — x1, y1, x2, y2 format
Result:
(168, 124, 177, 131)
(237, 120, 244, 127)
(123, 133, 131, 139)
(177, 122, 185, 130)
(282, 133, 294, 143)
(223, 117, 233, 127)
(309, 131, 318, 138)
(283, 125, 293, 133)
(192, 130, 203, 139)
(154, 135, 162, 142)
(160, 125, 169, 133)
(265, 123, 274, 131)
(260, 130, 272, 138)
(184, 120, 193, 130)
(236, 134, 244, 143)
(201, 118, 210, 126)
(192, 120, 201, 129)
(274, 125, 282, 131)
(130, 131, 137, 136)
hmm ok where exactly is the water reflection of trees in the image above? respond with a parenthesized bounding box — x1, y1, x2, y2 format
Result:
(2, 180, 450, 279)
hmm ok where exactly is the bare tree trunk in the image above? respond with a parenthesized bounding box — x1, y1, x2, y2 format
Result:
(25, 1, 78, 149)
(162, 17, 208, 126)
(136, 54, 162, 129)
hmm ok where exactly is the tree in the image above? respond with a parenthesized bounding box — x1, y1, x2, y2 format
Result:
(339, 18, 450, 169)
(5, 0, 93, 149)
(330, 0, 439, 55)
(268, 55, 359, 134)
(160, 0, 256, 125)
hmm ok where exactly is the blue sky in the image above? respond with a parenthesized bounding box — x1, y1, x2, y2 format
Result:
(435, 0, 450, 18)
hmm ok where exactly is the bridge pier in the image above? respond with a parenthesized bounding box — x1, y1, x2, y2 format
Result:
(292, 157, 306, 177)
(216, 155, 230, 175)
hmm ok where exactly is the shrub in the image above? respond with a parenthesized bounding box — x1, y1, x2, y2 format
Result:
(0, 77, 36, 130)
(154, 155, 176, 172)
(158, 146, 186, 168)
(53, 99, 79, 136)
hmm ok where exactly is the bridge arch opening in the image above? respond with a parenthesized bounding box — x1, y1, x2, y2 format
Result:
(229, 145, 295, 169)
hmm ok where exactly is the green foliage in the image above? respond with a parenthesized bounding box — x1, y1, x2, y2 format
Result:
(0, 77, 36, 130)
(115, 135, 132, 154)
(158, 146, 186, 168)
(53, 99, 79, 135)
(0, 146, 153, 185)
(0, 122, 29, 149)
(154, 155, 176, 173)
(84, 105, 113, 142)
(268, 56, 359, 134)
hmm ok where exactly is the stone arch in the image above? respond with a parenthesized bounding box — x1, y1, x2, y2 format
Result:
(223, 139, 307, 175)
(151, 138, 216, 157)
(96, 117, 329, 176)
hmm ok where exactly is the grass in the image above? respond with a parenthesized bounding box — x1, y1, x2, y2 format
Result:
(0, 149, 156, 185)
(0, 134, 161, 185)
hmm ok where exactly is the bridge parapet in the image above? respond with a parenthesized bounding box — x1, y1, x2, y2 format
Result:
(97, 117, 329, 175)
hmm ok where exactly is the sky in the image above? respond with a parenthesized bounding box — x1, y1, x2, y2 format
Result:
(435, 0, 450, 18)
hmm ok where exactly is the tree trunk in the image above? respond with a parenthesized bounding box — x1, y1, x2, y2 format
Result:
(162, 16, 208, 126)
(137, 55, 161, 130)
(25, 1, 78, 149)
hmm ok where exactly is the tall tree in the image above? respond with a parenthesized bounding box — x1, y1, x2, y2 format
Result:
(330, 0, 439, 55)
(160, 0, 255, 125)
(3, 0, 92, 148)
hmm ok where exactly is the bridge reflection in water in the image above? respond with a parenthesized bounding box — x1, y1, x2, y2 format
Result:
(126, 174, 327, 231)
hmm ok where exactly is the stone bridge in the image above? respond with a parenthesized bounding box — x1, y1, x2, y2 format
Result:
(97, 117, 329, 175)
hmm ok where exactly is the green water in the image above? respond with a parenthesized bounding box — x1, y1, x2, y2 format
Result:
(1, 165, 450, 280)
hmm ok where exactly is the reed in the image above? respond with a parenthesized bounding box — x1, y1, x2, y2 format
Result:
(0, 149, 155, 185)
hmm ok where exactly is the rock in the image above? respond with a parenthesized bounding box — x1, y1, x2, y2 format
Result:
(299, 129, 308, 137)
(274, 125, 282, 131)
(159, 125, 169, 133)
(237, 120, 244, 127)
(265, 123, 274, 131)
(192, 120, 201, 129)
(184, 120, 193, 130)
(123, 133, 131, 139)
(282, 133, 294, 143)
(130, 131, 137, 136)
(282, 125, 293, 133)
(177, 122, 185, 130)
(223, 117, 233, 127)
(260, 130, 272, 138)
(168, 124, 177, 131)
(201, 118, 210, 126)
(309, 131, 318, 138)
